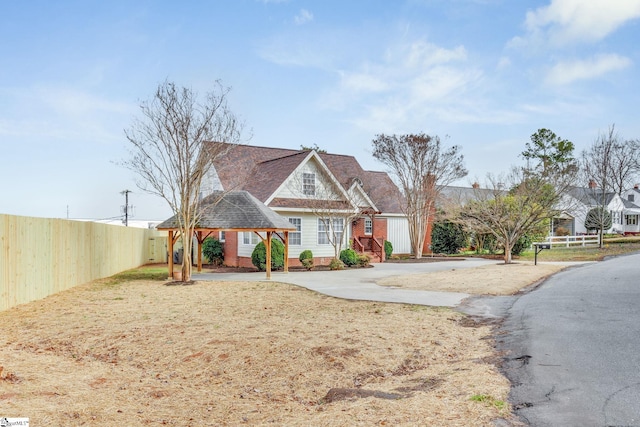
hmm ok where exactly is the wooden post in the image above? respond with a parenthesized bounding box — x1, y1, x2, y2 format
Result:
(168, 230, 174, 278)
(266, 231, 272, 280)
(283, 230, 289, 273)
(197, 230, 203, 272)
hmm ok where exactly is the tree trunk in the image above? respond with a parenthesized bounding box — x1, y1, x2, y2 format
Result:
(599, 228, 604, 249)
(181, 233, 193, 282)
(503, 238, 513, 264)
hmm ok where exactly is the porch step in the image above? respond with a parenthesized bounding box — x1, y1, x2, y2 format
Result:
(362, 250, 383, 263)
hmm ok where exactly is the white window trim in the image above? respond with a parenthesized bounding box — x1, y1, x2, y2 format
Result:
(318, 217, 344, 245)
(289, 217, 302, 246)
(364, 218, 372, 235)
(242, 232, 261, 245)
(303, 172, 316, 196)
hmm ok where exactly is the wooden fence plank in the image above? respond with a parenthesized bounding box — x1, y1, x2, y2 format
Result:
(0, 214, 167, 312)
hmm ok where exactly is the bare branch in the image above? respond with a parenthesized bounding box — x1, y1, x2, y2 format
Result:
(371, 133, 467, 258)
(121, 80, 246, 280)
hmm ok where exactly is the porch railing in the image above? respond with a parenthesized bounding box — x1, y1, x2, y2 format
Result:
(352, 236, 384, 261)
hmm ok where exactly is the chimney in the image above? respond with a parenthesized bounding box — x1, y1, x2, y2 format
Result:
(472, 182, 479, 189)
(635, 184, 639, 190)
(588, 180, 597, 189)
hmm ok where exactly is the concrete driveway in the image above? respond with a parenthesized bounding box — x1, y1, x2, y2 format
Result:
(192, 258, 498, 307)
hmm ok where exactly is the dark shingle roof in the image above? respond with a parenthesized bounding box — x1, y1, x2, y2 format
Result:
(210, 142, 404, 214)
(157, 191, 296, 231)
(567, 186, 617, 206)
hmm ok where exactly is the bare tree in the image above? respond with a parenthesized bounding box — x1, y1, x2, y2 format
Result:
(453, 129, 577, 263)
(123, 80, 244, 281)
(461, 170, 565, 263)
(609, 139, 640, 196)
(371, 133, 467, 259)
(580, 125, 626, 246)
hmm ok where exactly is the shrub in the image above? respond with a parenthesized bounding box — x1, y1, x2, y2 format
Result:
(511, 234, 532, 256)
(430, 221, 468, 254)
(301, 259, 314, 270)
(339, 248, 358, 267)
(299, 249, 314, 270)
(202, 237, 224, 266)
(384, 240, 393, 259)
(357, 253, 370, 267)
(251, 239, 285, 271)
(555, 226, 570, 236)
(299, 249, 313, 262)
(471, 233, 498, 254)
(584, 207, 612, 232)
(329, 258, 345, 270)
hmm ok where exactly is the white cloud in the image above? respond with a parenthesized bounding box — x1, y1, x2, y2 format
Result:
(340, 70, 389, 93)
(294, 9, 313, 25)
(545, 53, 632, 85)
(321, 40, 496, 131)
(0, 85, 134, 144)
(523, 0, 640, 45)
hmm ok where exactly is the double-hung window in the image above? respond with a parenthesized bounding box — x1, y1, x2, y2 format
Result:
(243, 232, 261, 245)
(364, 218, 373, 235)
(303, 172, 316, 196)
(289, 217, 302, 245)
(318, 218, 344, 245)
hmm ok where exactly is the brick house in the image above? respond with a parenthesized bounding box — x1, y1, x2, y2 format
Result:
(203, 143, 417, 267)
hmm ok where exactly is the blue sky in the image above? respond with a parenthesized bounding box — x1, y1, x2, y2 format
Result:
(2, 0, 640, 220)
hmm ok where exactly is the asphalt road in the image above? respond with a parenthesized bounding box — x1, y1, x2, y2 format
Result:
(499, 252, 640, 426)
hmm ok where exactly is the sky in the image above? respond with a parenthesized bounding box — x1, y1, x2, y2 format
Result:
(2, 0, 640, 221)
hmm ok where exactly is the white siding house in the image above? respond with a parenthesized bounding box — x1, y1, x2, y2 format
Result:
(206, 143, 411, 266)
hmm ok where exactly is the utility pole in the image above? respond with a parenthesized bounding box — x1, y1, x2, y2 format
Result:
(120, 189, 133, 226)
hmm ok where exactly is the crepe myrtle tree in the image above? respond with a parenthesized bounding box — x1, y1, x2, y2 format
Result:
(372, 133, 467, 258)
(581, 125, 623, 247)
(122, 80, 245, 281)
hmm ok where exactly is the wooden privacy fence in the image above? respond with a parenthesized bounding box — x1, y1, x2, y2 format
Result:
(0, 214, 167, 312)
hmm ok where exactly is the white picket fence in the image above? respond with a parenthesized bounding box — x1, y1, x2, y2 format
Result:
(542, 234, 600, 247)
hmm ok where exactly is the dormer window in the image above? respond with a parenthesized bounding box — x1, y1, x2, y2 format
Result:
(303, 172, 316, 196)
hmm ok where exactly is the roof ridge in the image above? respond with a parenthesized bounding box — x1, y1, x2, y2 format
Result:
(256, 150, 308, 165)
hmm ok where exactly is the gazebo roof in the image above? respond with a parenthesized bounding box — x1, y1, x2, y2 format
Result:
(157, 190, 296, 231)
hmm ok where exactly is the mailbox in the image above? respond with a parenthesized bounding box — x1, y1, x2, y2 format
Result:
(533, 242, 551, 265)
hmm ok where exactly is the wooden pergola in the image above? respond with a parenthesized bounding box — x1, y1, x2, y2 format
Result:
(157, 191, 297, 280)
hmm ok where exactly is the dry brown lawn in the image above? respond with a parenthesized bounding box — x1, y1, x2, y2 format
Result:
(379, 262, 569, 295)
(0, 276, 515, 426)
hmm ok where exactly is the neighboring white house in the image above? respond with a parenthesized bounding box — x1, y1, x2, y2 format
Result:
(621, 186, 640, 234)
(205, 143, 413, 266)
(563, 186, 626, 235)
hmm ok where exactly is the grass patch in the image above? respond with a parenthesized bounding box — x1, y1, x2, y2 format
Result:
(470, 394, 507, 410)
(106, 265, 169, 285)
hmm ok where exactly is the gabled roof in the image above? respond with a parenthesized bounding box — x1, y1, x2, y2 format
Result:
(210, 143, 404, 214)
(438, 185, 502, 207)
(157, 191, 296, 231)
(623, 198, 640, 209)
(566, 186, 618, 207)
(243, 151, 309, 202)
